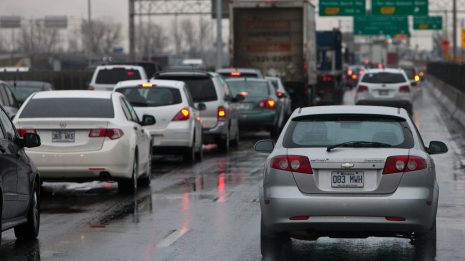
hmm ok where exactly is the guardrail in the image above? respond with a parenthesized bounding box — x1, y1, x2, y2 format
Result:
(426, 62, 465, 128)
(0, 71, 92, 90)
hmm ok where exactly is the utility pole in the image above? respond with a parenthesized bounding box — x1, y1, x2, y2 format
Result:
(129, 0, 136, 60)
(88, 0, 93, 65)
(215, 0, 222, 70)
(453, 0, 457, 62)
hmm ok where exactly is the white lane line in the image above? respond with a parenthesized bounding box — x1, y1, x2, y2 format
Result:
(156, 228, 189, 248)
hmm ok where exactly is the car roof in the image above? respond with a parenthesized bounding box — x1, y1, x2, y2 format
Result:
(295, 105, 409, 119)
(156, 71, 213, 77)
(217, 68, 261, 73)
(96, 64, 144, 70)
(363, 68, 404, 74)
(225, 77, 269, 83)
(114, 79, 185, 90)
(32, 90, 113, 99)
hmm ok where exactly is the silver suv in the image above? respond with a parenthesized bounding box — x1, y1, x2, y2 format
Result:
(154, 70, 243, 152)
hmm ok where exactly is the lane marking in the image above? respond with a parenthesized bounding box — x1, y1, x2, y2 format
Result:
(156, 228, 189, 248)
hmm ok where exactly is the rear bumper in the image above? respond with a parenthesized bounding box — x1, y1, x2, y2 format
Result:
(238, 111, 277, 130)
(202, 121, 228, 142)
(260, 185, 437, 237)
(26, 141, 134, 180)
(146, 128, 192, 149)
(356, 99, 413, 112)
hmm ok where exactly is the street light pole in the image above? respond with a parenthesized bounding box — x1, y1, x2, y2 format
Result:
(215, 0, 222, 70)
(453, 0, 457, 62)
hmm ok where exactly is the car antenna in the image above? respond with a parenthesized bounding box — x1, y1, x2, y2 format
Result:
(298, 107, 302, 114)
(397, 107, 401, 114)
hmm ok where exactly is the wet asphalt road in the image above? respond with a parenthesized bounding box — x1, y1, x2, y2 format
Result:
(1, 82, 465, 261)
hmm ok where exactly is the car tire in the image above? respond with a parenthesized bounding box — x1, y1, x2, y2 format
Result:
(260, 217, 290, 258)
(217, 132, 230, 152)
(231, 128, 240, 147)
(14, 183, 40, 240)
(414, 220, 436, 243)
(139, 149, 152, 187)
(118, 154, 138, 194)
(183, 145, 196, 163)
(270, 126, 280, 139)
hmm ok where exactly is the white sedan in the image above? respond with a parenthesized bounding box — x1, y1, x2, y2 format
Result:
(114, 79, 204, 162)
(13, 91, 155, 194)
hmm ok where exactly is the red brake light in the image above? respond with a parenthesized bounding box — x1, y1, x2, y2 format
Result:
(18, 128, 37, 138)
(258, 99, 276, 109)
(320, 75, 333, 82)
(277, 91, 284, 98)
(127, 71, 135, 76)
(347, 70, 353, 75)
(383, 155, 427, 174)
(217, 106, 226, 121)
(399, 85, 410, 93)
(172, 108, 190, 121)
(230, 72, 241, 76)
(271, 155, 313, 174)
(351, 74, 357, 80)
(357, 85, 369, 92)
(88, 128, 124, 140)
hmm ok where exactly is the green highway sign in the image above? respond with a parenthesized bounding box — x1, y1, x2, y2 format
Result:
(372, 0, 428, 16)
(319, 0, 366, 16)
(413, 16, 442, 30)
(354, 16, 409, 35)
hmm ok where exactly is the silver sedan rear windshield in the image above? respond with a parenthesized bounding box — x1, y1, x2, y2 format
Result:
(283, 115, 414, 148)
(116, 87, 182, 107)
(19, 98, 114, 118)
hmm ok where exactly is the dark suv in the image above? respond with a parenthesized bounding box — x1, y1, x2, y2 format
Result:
(155, 69, 243, 152)
(0, 80, 20, 118)
(0, 105, 41, 242)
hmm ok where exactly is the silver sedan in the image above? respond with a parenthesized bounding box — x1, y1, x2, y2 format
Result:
(255, 105, 448, 257)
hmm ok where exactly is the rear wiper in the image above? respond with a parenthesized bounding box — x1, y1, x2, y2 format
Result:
(327, 141, 392, 152)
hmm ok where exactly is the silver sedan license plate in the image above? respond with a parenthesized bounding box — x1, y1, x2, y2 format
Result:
(331, 171, 364, 188)
(52, 130, 75, 143)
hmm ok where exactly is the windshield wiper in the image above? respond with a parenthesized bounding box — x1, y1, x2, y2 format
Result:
(327, 141, 392, 152)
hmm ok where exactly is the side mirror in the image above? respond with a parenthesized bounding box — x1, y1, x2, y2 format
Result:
(254, 139, 274, 153)
(232, 94, 245, 102)
(141, 115, 156, 126)
(197, 103, 207, 111)
(22, 133, 41, 148)
(427, 141, 448, 154)
(410, 80, 418, 87)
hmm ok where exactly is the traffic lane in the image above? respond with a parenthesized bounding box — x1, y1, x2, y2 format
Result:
(0, 133, 267, 260)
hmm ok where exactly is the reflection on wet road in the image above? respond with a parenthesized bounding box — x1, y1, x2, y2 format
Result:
(1, 84, 465, 260)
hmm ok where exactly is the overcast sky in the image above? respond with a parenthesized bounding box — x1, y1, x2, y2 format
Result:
(1, 0, 436, 51)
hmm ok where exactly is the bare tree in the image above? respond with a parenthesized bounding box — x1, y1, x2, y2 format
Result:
(81, 18, 122, 57)
(171, 17, 183, 55)
(17, 21, 61, 55)
(180, 19, 198, 57)
(136, 23, 168, 59)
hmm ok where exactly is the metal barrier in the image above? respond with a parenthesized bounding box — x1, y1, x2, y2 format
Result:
(0, 71, 92, 90)
(427, 62, 465, 94)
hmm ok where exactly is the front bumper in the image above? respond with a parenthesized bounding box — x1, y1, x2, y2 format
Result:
(260, 185, 437, 237)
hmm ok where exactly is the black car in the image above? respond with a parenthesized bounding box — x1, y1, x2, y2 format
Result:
(0, 81, 20, 118)
(7, 81, 54, 105)
(0, 105, 41, 242)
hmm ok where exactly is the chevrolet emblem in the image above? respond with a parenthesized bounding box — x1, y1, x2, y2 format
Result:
(341, 163, 354, 169)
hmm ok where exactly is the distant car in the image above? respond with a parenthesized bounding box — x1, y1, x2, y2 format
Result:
(355, 68, 414, 114)
(154, 69, 241, 152)
(13, 91, 155, 194)
(115, 80, 204, 162)
(226, 78, 284, 138)
(0, 104, 41, 244)
(255, 105, 447, 257)
(265, 76, 292, 119)
(0, 80, 20, 118)
(400, 63, 420, 87)
(181, 59, 204, 67)
(217, 68, 263, 79)
(89, 65, 148, 91)
(7, 81, 54, 105)
(109, 61, 162, 79)
(313, 73, 345, 105)
(344, 65, 365, 88)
